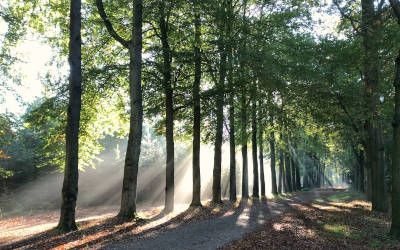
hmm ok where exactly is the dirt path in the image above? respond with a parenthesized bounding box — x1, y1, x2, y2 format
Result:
(103, 190, 336, 250)
(1, 189, 341, 249)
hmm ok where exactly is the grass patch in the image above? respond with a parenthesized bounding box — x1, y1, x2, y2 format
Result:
(323, 224, 351, 237)
(326, 191, 365, 202)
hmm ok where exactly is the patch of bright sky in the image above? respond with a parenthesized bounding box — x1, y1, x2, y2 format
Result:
(311, 0, 344, 39)
(0, 18, 63, 116)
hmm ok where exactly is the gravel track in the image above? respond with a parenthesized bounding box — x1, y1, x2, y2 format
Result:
(103, 201, 286, 250)
(103, 189, 338, 250)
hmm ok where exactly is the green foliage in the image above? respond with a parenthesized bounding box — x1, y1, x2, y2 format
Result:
(0, 0, 399, 195)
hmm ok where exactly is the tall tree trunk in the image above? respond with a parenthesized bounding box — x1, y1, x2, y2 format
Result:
(259, 126, 265, 197)
(285, 152, 292, 192)
(391, 49, 400, 237)
(159, 2, 175, 213)
(295, 159, 301, 190)
(118, 0, 143, 221)
(191, 0, 202, 207)
(291, 157, 296, 191)
(390, 0, 400, 237)
(278, 149, 284, 193)
(251, 99, 259, 198)
(58, 0, 82, 232)
(241, 90, 249, 199)
(269, 129, 278, 195)
(97, 0, 143, 220)
(239, 0, 249, 201)
(212, 21, 226, 204)
(226, 0, 236, 202)
(366, 161, 372, 200)
(361, 0, 387, 212)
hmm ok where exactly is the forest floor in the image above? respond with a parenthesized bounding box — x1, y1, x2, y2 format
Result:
(1, 189, 399, 249)
(223, 189, 400, 249)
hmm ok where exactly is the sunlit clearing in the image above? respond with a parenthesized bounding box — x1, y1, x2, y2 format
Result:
(0, 134, 278, 236)
(0, 124, 279, 223)
(311, 203, 346, 212)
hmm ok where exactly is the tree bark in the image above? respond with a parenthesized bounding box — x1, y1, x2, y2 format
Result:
(391, 50, 400, 238)
(269, 129, 278, 195)
(259, 126, 265, 197)
(241, 90, 249, 199)
(291, 157, 296, 191)
(251, 99, 259, 198)
(191, 0, 202, 207)
(159, 2, 175, 213)
(278, 148, 284, 193)
(118, 0, 143, 221)
(361, 0, 387, 212)
(58, 0, 82, 232)
(212, 11, 226, 203)
(295, 159, 301, 190)
(285, 152, 292, 192)
(225, 0, 236, 202)
(389, 0, 400, 237)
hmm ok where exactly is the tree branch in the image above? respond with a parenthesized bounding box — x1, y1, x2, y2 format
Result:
(333, 0, 361, 34)
(335, 92, 366, 146)
(390, 0, 400, 22)
(96, 0, 130, 49)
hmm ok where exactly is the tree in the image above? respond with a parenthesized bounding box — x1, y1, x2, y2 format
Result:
(212, 1, 227, 204)
(158, 1, 175, 213)
(259, 117, 266, 198)
(278, 147, 284, 193)
(361, 0, 387, 212)
(58, 0, 82, 232)
(333, 0, 388, 212)
(390, 0, 400, 238)
(191, 0, 202, 207)
(227, 0, 237, 203)
(96, 0, 144, 221)
(241, 90, 249, 199)
(251, 98, 259, 198)
(269, 115, 278, 195)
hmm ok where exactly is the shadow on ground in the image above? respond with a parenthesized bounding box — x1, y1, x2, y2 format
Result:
(2, 198, 273, 249)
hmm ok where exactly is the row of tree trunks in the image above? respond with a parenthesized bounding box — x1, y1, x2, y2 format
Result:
(66, 0, 293, 230)
(302, 154, 325, 189)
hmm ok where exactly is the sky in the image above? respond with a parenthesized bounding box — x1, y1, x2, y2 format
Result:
(0, 17, 52, 115)
(0, 1, 341, 116)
